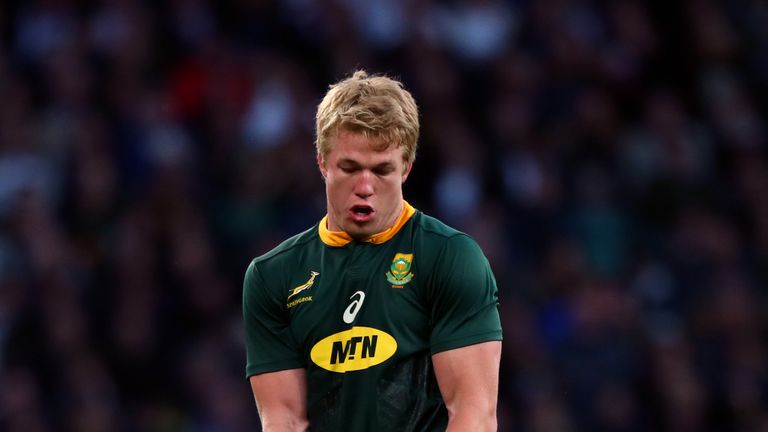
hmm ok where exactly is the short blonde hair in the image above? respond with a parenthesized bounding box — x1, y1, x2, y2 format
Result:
(315, 70, 419, 167)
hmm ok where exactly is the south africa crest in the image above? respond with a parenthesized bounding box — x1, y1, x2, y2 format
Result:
(386, 253, 414, 288)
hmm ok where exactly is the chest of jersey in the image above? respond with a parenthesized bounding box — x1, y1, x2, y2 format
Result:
(284, 238, 431, 374)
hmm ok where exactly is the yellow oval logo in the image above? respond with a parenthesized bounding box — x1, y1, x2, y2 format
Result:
(310, 326, 397, 373)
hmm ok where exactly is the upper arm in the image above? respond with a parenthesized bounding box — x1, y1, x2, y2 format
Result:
(250, 368, 309, 431)
(432, 341, 501, 431)
(243, 260, 304, 377)
(429, 234, 502, 354)
(243, 259, 309, 430)
(428, 234, 503, 429)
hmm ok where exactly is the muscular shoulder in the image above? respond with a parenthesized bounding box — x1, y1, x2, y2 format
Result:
(413, 212, 482, 252)
(411, 212, 486, 271)
(413, 212, 463, 240)
(244, 224, 319, 293)
(253, 224, 319, 267)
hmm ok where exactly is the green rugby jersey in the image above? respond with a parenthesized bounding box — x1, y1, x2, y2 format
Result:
(243, 202, 502, 431)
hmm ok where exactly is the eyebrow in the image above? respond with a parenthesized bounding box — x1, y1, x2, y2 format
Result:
(337, 159, 361, 168)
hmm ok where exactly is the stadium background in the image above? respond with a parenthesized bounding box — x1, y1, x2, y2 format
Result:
(1, 0, 768, 430)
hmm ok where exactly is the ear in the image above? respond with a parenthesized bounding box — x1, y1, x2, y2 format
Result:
(401, 162, 413, 183)
(317, 153, 328, 179)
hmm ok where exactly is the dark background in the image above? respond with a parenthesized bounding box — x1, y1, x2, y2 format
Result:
(1, 0, 768, 431)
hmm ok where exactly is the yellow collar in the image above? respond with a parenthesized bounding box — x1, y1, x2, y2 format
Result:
(318, 201, 416, 247)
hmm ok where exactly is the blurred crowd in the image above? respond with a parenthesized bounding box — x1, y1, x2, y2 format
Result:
(1, 0, 767, 431)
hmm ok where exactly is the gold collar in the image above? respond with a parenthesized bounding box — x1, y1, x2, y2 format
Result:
(318, 201, 416, 247)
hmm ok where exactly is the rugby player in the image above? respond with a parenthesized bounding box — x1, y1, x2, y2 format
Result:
(243, 70, 502, 431)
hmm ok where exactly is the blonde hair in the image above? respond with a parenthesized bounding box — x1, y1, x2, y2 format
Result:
(315, 70, 419, 167)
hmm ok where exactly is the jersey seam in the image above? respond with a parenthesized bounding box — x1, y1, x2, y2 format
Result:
(425, 231, 472, 300)
(416, 224, 466, 240)
(254, 225, 319, 264)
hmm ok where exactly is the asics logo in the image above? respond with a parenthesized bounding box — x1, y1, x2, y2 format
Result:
(343, 291, 365, 324)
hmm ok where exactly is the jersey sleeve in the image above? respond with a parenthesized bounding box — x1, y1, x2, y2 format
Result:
(243, 259, 305, 378)
(429, 234, 503, 354)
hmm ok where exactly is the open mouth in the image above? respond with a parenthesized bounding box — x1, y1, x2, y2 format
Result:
(351, 205, 374, 216)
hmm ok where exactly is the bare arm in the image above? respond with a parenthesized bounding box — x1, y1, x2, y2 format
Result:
(249, 368, 309, 432)
(433, 341, 502, 431)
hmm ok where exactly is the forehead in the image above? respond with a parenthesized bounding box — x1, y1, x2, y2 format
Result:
(328, 130, 402, 163)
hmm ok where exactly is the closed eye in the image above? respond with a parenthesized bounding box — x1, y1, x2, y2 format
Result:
(373, 164, 395, 176)
(338, 161, 361, 173)
(337, 160, 396, 176)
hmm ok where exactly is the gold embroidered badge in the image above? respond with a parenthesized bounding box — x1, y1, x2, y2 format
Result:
(386, 253, 414, 288)
(287, 271, 319, 307)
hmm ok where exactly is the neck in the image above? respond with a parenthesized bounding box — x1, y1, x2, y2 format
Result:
(319, 201, 416, 247)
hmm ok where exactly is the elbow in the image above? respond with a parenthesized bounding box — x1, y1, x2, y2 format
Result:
(261, 418, 309, 432)
(445, 404, 498, 431)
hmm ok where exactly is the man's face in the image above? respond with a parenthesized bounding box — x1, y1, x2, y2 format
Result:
(319, 130, 412, 239)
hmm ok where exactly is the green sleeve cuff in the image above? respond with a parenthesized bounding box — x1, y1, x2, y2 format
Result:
(430, 330, 503, 355)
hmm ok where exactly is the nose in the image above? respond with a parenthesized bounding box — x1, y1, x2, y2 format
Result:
(354, 171, 374, 198)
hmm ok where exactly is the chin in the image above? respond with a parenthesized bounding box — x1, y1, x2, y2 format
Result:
(347, 228, 373, 240)
(344, 222, 376, 239)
